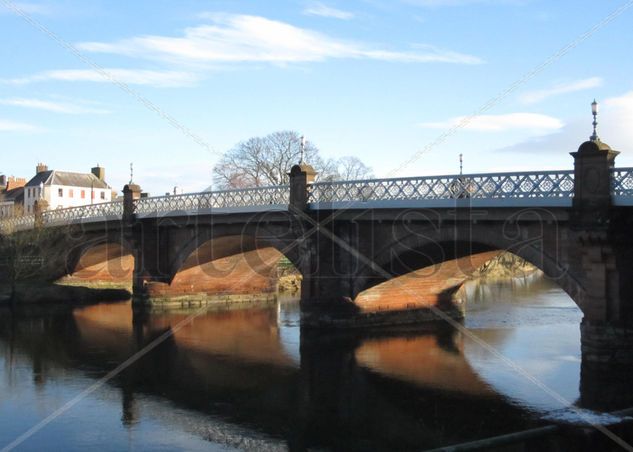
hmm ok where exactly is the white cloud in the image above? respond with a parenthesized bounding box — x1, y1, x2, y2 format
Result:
(304, 2, 354, 19)
(1, 69, 200, 87)
(419, 113, 563, 131)
(0, 97, 110, 114)
(77, 14, 482, 65)
(519, 77, 603, 104)
(0, 119, 38, 132)
(495, 90, 633, 156)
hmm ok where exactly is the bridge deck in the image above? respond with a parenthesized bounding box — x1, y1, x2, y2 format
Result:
(2, 167, 633, 231)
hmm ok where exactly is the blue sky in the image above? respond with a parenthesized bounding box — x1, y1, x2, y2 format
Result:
(1, 0, 632, 194)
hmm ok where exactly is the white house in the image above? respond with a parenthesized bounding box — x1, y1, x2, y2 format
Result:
(24, 163, 112, 213)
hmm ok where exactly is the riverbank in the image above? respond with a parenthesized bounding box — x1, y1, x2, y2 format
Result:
(471, 251, 539, 280)
(0, 281, 131, 306)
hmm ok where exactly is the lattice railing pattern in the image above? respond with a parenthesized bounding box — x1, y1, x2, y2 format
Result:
(5, 168, 633, 232)
(611, 168, 633, 197)
(308, 170, 575, 203)
(41, 201, 123, 225)
(134, 185, 289, 214)
(0, 214, 36, 232)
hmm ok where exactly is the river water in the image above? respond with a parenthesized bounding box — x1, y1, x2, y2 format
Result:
(0, 273, 592, 450)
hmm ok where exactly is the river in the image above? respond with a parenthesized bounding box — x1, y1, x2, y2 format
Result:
(0, 273, 601, 450)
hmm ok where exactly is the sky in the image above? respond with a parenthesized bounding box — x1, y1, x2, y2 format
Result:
(1, 0, 633, 195)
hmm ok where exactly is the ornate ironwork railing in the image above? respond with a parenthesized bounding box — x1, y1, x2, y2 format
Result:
(0, 214, 36, 232)
(611, 168, 633, 198)
(308, 170, 576, 205)
(134, 185, 290, 215)
(4, 167, 633, 232)
(41, 201, 124, 225)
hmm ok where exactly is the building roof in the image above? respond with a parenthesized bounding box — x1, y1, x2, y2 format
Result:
(25, 170, 109, 189)
(0, 186, 24, 203)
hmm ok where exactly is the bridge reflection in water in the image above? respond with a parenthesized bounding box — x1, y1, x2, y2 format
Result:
(4, 271, 632, 450)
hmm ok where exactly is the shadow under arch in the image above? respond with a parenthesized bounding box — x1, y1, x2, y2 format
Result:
(63, 235, 136, 284)
(162, 233, 303, 300)
(353, 224, 586, 314)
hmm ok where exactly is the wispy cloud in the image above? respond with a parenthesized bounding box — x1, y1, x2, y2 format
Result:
(303, 2, 354, 19)
(0, 118, 38, 132)
(496, 91, 633, 155)
(0, 69, 200, 87)
(78, 14, 482, 65)
(419, 113, 563, 131)
(0, 97, 110, 114)
(519, 77, 603, 104)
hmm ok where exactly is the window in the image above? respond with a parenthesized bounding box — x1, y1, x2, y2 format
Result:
(58, 188, 63, 197)
(69, 189, 74, 198)
(100, 191, 106, 200)
(81, 190, 85, 199)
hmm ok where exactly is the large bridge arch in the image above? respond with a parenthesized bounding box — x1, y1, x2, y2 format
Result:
(352, 219, 586, 313)
(166, 227, 304, 286)
(63, 234, 135, 284)
(138, 219, 305, 305)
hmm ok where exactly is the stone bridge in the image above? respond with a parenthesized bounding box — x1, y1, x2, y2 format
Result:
(3, 137, 633, 363)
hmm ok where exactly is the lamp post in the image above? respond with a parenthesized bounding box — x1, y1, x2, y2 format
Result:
(299, 135, 306, 165)
(590, 99, 599, 142)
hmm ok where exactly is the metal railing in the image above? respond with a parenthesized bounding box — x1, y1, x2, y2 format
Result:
(612, 167, 633, 197)
(133, 185, 290, 215)
(308, 170, 575, 206)
(0, 214, 37, 233)
(41, 200, 124, 225)
(2, 167, 633, 231)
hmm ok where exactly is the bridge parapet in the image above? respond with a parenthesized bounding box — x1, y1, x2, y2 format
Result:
(133, 185, 290, 217)
(308, 169, 576, 208)
(0, 213, 36, 233)
(3, 167, 633, 231)
(42, 200, 124, 226)
(611, 167, 633, 205)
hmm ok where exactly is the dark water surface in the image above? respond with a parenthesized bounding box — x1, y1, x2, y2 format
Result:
(0, 274, 589, 450)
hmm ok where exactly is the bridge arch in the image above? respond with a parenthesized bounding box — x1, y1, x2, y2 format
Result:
(148, 223, 304, 302)
(353, 221, 585, 312)
(63, 235, 135, 284)
(166, 221, 304, 285)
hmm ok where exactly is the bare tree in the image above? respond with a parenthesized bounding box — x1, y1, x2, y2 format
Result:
(0, 223, 70, 304)
(212, 131, 372, 189)
(334, 156, 374, 181)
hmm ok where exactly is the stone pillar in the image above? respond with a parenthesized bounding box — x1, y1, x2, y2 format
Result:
(123, 183, 141, 223)
(122, 183, 142, 303)
(33, 199, 48, 228)
(288, 163, 317, 212)
(570, 139, 633, 367)
(570, 139, 618, 226)
(570, 138, 620, 322)
(288, 163, 318, 309)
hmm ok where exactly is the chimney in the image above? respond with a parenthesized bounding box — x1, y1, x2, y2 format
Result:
(91, 165, 105, 181)
(36, 163, 48, 174)
(0, 175, 6, 188)
(6, 177, 26, 191)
